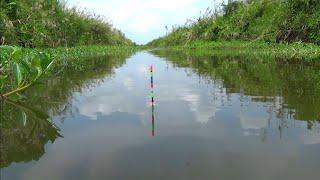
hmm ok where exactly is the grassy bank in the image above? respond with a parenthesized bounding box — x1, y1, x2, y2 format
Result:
(148, 0, 320, 47)
(0, 45, 137, 98)
(157, 41, 320, 61)
(0, 0, 134, 47)
(0, 0, 137, 97)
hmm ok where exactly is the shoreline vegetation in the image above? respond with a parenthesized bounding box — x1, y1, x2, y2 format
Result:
(0, 0, 136, 97)
(0, 0, 134, 47)
(0, 45, 137, 98)
(147, 0, 320, 59)
(1, 0, 320, 97)
(151, 41, 320, 61)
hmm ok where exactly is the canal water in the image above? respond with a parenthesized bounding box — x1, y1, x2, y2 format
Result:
(1, 51, 320, 180)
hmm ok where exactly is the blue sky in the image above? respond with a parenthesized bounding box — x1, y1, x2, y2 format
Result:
(67, 0, 225, 44)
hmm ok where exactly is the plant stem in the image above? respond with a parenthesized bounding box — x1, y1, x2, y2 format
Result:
(2, 83, 32, 97)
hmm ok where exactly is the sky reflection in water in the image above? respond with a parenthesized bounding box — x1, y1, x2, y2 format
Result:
(1, 52, 320, 180)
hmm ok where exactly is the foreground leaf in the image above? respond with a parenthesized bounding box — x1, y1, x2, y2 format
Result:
(12, 63, 23, 86)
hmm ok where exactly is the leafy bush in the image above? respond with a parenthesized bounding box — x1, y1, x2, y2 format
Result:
(0, 46, 54, 97)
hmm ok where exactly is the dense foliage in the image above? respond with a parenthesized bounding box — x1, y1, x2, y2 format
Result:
(165, 40, 320, 61)
(0, 45, 136, 97)
(0, 0, 134, 47)
(0, 46, 54, 97)
(147, 0, 320, 46)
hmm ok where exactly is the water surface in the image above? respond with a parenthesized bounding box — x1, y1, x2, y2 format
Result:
(1, 51, 320, 180)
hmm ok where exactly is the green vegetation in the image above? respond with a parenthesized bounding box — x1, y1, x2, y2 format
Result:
(148, 0, 320, 47)
(1, 52, 133, 168)
(0, 46, 54, 97)
(165, 40, 320, 61)
(151, 49, 320, 121)
(0, 0, 134, 47)
(0, 45, 136, 97)
(0, 0, 137, 97)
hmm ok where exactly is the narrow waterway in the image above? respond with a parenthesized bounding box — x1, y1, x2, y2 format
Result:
(1, 51, 320, 180)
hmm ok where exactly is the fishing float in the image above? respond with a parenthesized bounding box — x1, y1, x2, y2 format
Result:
(150, 64, 155, 137)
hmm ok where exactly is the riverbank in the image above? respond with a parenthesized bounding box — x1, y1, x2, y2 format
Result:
(147, 0, 320, 57)
(0, 45, 137, 97)
(151, 41, 320, 61)
(0, 1, 134, 47)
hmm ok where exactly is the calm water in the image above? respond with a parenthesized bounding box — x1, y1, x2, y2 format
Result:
(1, 51, 320, 180)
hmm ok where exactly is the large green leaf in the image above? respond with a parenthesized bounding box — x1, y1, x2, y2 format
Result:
(19, 59, 33, 76)
(1, 46, 55, 97)
(31, 55, 43, 77)
(39, 52, 52, 70)
(11, 48, 23, 63)
(12, 63, 23, 86)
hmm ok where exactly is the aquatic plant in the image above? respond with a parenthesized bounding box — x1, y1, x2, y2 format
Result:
(0, 45, 137, 97)
(0, 46, 54, 97)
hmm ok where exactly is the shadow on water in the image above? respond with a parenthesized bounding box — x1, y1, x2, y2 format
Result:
(0, 52, 134, 168)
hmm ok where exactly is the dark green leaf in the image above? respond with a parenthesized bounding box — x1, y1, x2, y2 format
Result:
(11, 48, 23, 62)
(31, 56, 43, 77)
(12, 63, 23, 86)
(19, 60, 33, 75)
(39, 52, 52, 69)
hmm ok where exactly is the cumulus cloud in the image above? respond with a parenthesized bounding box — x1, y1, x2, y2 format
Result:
(66, 0, 224, 44)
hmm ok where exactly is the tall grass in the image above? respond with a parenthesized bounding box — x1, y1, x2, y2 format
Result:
(0, 0, 134, 47)
(165, 40, 320, 61)
(147, 0, 320, 47)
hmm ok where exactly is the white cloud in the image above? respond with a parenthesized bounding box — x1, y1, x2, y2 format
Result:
(66, 0, 224, 44)
(302, 132, 320, 145)
(123, 77, 134, 90)
(240, 115, 267, 130)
